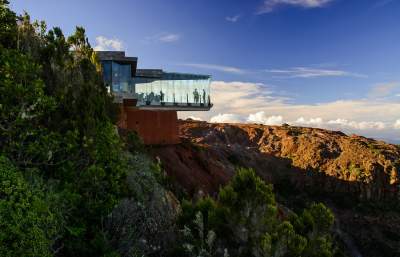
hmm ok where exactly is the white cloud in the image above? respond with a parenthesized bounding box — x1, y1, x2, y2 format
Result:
(247, 112, 283, 125)
(179, 80, 400, 142)
(178, 64, 362, 78)
(181, 63, 246, 74)
(210, 113, 243, 123)
(93, 36, 124, 51)
(394, 120, 400, 129)
(187, 116, 202, 121)
(226, 14, 241, 22)
(266, 67, 365, 78)
(294, 117, 324, 126)
(145, 33, 181, 43)
(258, 0, 335, 14)
(208, 112, 388, 131)
(289, 117, 386, 131)
(158, 33, 181, 43)
(327, 119, 386, 130)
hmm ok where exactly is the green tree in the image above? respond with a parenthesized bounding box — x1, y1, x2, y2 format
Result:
(0, 1, 127, 256)
(0, 39, 56, 167)
(0, 0, 17, 48)
(179, 168, 337, 257)
(297, 203, 335, 257)
(0, 156, 58, 257)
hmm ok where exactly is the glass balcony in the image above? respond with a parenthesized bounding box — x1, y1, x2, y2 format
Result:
(133, 73, 211, 109)
(100, 58, 212, 110)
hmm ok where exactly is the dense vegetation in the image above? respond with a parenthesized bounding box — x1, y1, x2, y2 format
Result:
(178, 168, 337, 257)
(1, 1, 126, 255)
(0, 1, 340, 256)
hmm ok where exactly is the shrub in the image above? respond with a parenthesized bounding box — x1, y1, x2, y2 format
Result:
(179, 168, 337, 257)
(0, 2, 129, 255)
(0, 156, 57, 257)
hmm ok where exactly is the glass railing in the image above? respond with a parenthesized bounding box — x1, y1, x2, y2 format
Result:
(134, 77, 212, 107)
(101, 59, 212, 108)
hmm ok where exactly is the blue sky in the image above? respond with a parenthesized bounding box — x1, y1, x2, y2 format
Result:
(11, 0, 400, 142)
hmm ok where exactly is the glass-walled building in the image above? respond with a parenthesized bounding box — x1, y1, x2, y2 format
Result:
(134, 70, 211, 108)
(97, 51, 212, 110)
(97, 51, 137, 96)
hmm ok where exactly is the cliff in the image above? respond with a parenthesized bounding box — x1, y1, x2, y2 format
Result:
(152, 120, 400, 257)
(154, 120, 399, 200)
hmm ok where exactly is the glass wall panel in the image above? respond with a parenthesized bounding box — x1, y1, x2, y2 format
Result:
(101, 61, 112, 92)
(134, 77, 211, 107)
(102, 63, 211, 107)
(110, 62, 133, 94)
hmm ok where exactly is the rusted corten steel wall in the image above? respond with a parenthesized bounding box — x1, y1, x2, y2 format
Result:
(118, 102, 180, 145)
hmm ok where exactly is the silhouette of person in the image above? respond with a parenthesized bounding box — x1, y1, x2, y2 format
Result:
(193, 89, 199, 104)
(202, 89, 206, 104)
(160, 90, 164, 102)
(148, 92, 155, 102)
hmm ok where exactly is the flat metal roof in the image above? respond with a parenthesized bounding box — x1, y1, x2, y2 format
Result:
(96, 51, 138, 62)
(137, 104, 213, 111)
(97, 51, 211, 80)
(136, 69, 210, 80)
(136, 69, 163, 78)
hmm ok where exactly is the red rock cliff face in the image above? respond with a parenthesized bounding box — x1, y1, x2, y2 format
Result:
(153, 120, 400, 201)
(152, 120, 400, 257)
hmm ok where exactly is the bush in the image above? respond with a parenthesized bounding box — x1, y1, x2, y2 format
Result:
(0, 2, 129, 256)
(178, 168, 337, 257)
(0, 156, 58, 257)
(106, 153, 179, 256)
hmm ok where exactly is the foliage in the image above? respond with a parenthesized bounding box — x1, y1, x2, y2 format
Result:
(0, 156, 58, 257)
(179, 168, 336, 257)
(106, 153, 179, 256)
(287, 126, 303, 137)
(0, 2, 340, 257)
(0, 1, 127, 256)
(124, 130, 145, 153)
(365, 142, 383, 156)
(0, 0, 17, 48)
(181, 211, 222, 257)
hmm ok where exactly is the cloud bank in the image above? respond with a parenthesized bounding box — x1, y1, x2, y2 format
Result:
(394, 120, 400, 129)
(210, 113, 243, 123)
(179, 81, 400, 143)
(248, 112, 284, 125)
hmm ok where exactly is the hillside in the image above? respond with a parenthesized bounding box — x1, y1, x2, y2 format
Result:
(0, 3, 345, 256)
(152, 120, 400, 257)
(2, 2, 399, 256)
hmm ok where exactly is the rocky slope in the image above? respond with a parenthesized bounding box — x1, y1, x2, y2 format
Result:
(151, 120, 400, 257)
(154, 120, 399, 200)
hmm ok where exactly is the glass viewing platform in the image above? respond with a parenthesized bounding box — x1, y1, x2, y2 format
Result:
(97, 51, 212, 111)
(134, 70, 211, 110)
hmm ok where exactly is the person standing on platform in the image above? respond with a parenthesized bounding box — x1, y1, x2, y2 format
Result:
(193, 89, 199, 104)
(160, 90, 164, 102)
